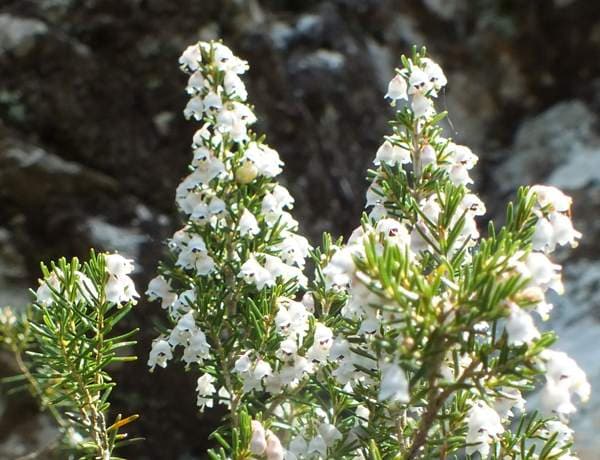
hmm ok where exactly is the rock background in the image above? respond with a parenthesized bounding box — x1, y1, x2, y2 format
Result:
(1, 0, 600, 458)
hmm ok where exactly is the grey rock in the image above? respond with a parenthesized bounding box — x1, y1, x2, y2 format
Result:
(0, 15, 48, 57)
(85, 217, 149, 262)
(545, 260, 600, 459)
(494, 101, 599, 192)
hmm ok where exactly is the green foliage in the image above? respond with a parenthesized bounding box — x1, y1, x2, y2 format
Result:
(0, 251, 139, 459)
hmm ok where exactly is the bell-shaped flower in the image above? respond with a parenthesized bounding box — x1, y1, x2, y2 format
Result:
(465, 402, 504, 458)
(385, 74, 408, 101)
(265, 431, 284, 460)
(146, 275, 178, 310)
(275, 232, 310, 267)
(422, 57, 447, 94)
(238, 209, 260, 236)
(186, 71, 206, 95)
(196, 373, 216, 411)
(411, 92, 434, 118)
(183, 96, 205, 120)
(523, 252, 564, 294)
(168, 311, 198, 347)
(378, 361, 409, 402)
(182, 330, 211, 365)
(105, 272, 139, 304)
(306, 323, 334, 363)
(240, 256, 276, 290)
(505, 303, 540, 346)
(224, 71, 248, 100)
(408, 67, 431, 94)
(374, 140, 411, 166)
(213, 42, 248, 74)
(148, 339, 173, 371)
(179, 44, 202, 72)
(243, 142, 283, 178)
(105, 254, 135, 277)
(530, 185, 572, 213)
(250, 420, 267, 455)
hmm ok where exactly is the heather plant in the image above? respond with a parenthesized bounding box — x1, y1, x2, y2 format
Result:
(147, 40, 589, 460)
(0, 251, 140, 459)
(0, 39, 588, 460)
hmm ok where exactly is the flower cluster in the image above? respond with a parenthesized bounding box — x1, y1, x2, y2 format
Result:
(2, 252, 139, 459)
(147, 41, 331, 458)
(300, 49, 589, 459)
(145, 43, 590, 460)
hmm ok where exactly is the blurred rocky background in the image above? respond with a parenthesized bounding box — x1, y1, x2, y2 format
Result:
(1, 0, 600, 458)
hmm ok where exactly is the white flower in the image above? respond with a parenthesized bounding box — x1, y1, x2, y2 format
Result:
(146, 276, 178, 310)
(494, 387, 525, 419)
(422, 57, 447, 93)
(322, 245, 359, 290)
(148, 339, 173, 371)
(549, 212, 581, 248)
(169, 311, 198, 347)
(203, 91, 223, 113)
(530, 185, 572, 213)
(275, 233, 310, 267)
(196, 373, 216, 411)
(420, 144, 437, 166)
(240, 256, 276, 290)
(189, 154, 226, 183)
(378, 362, 409, 402)
(541, 379, 577, 416)
(262, 185, 295, 218)
(408, 68, 430, 94)
(505, 303, 540, 346)
(532, 215, 555, 251)
(213, 42, 248, 74)
(183, 96, 205, 120)
(307, 435, 327, 456)
(385, 74, 408, 101)
(318, 422, 342, 446)
(238, 209, 260, 236)
(186, 71, 206, 95)
(275, 298, 310, 340)
(176, 238, 216, 275)
(105, 272, 139, 304)
(542, 350, 590, 404)
(243, 142, 283, 177)
(265, 431, 285, 460)
(234, 351, 252, 373)
(179, 44, 202, 72)
(460, 193, 486, 216)
(374, 140, 411, 166)
(234, 352, 273, 393)
(35, 271, 62, 307)
(171, 288, 196, 317)
(411, 92, 434, 118)
(105, 254, 135, 277)
(224, 71, 247, 100)
(375, 218, 412, 248)
(533, 211, 581, 252)
(307, 323, 334, 363)
(443, 143, 478, 186)
(465, 402, 504, 458)
(264, 255, 307, 287)
(250, 420, 267, 455)
(523, 252, 564, 294)
(182, 330, 211, 365)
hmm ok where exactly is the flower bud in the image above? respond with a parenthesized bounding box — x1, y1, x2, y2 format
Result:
(250, 420, 267, 455)
(236, 160, 258, 184)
